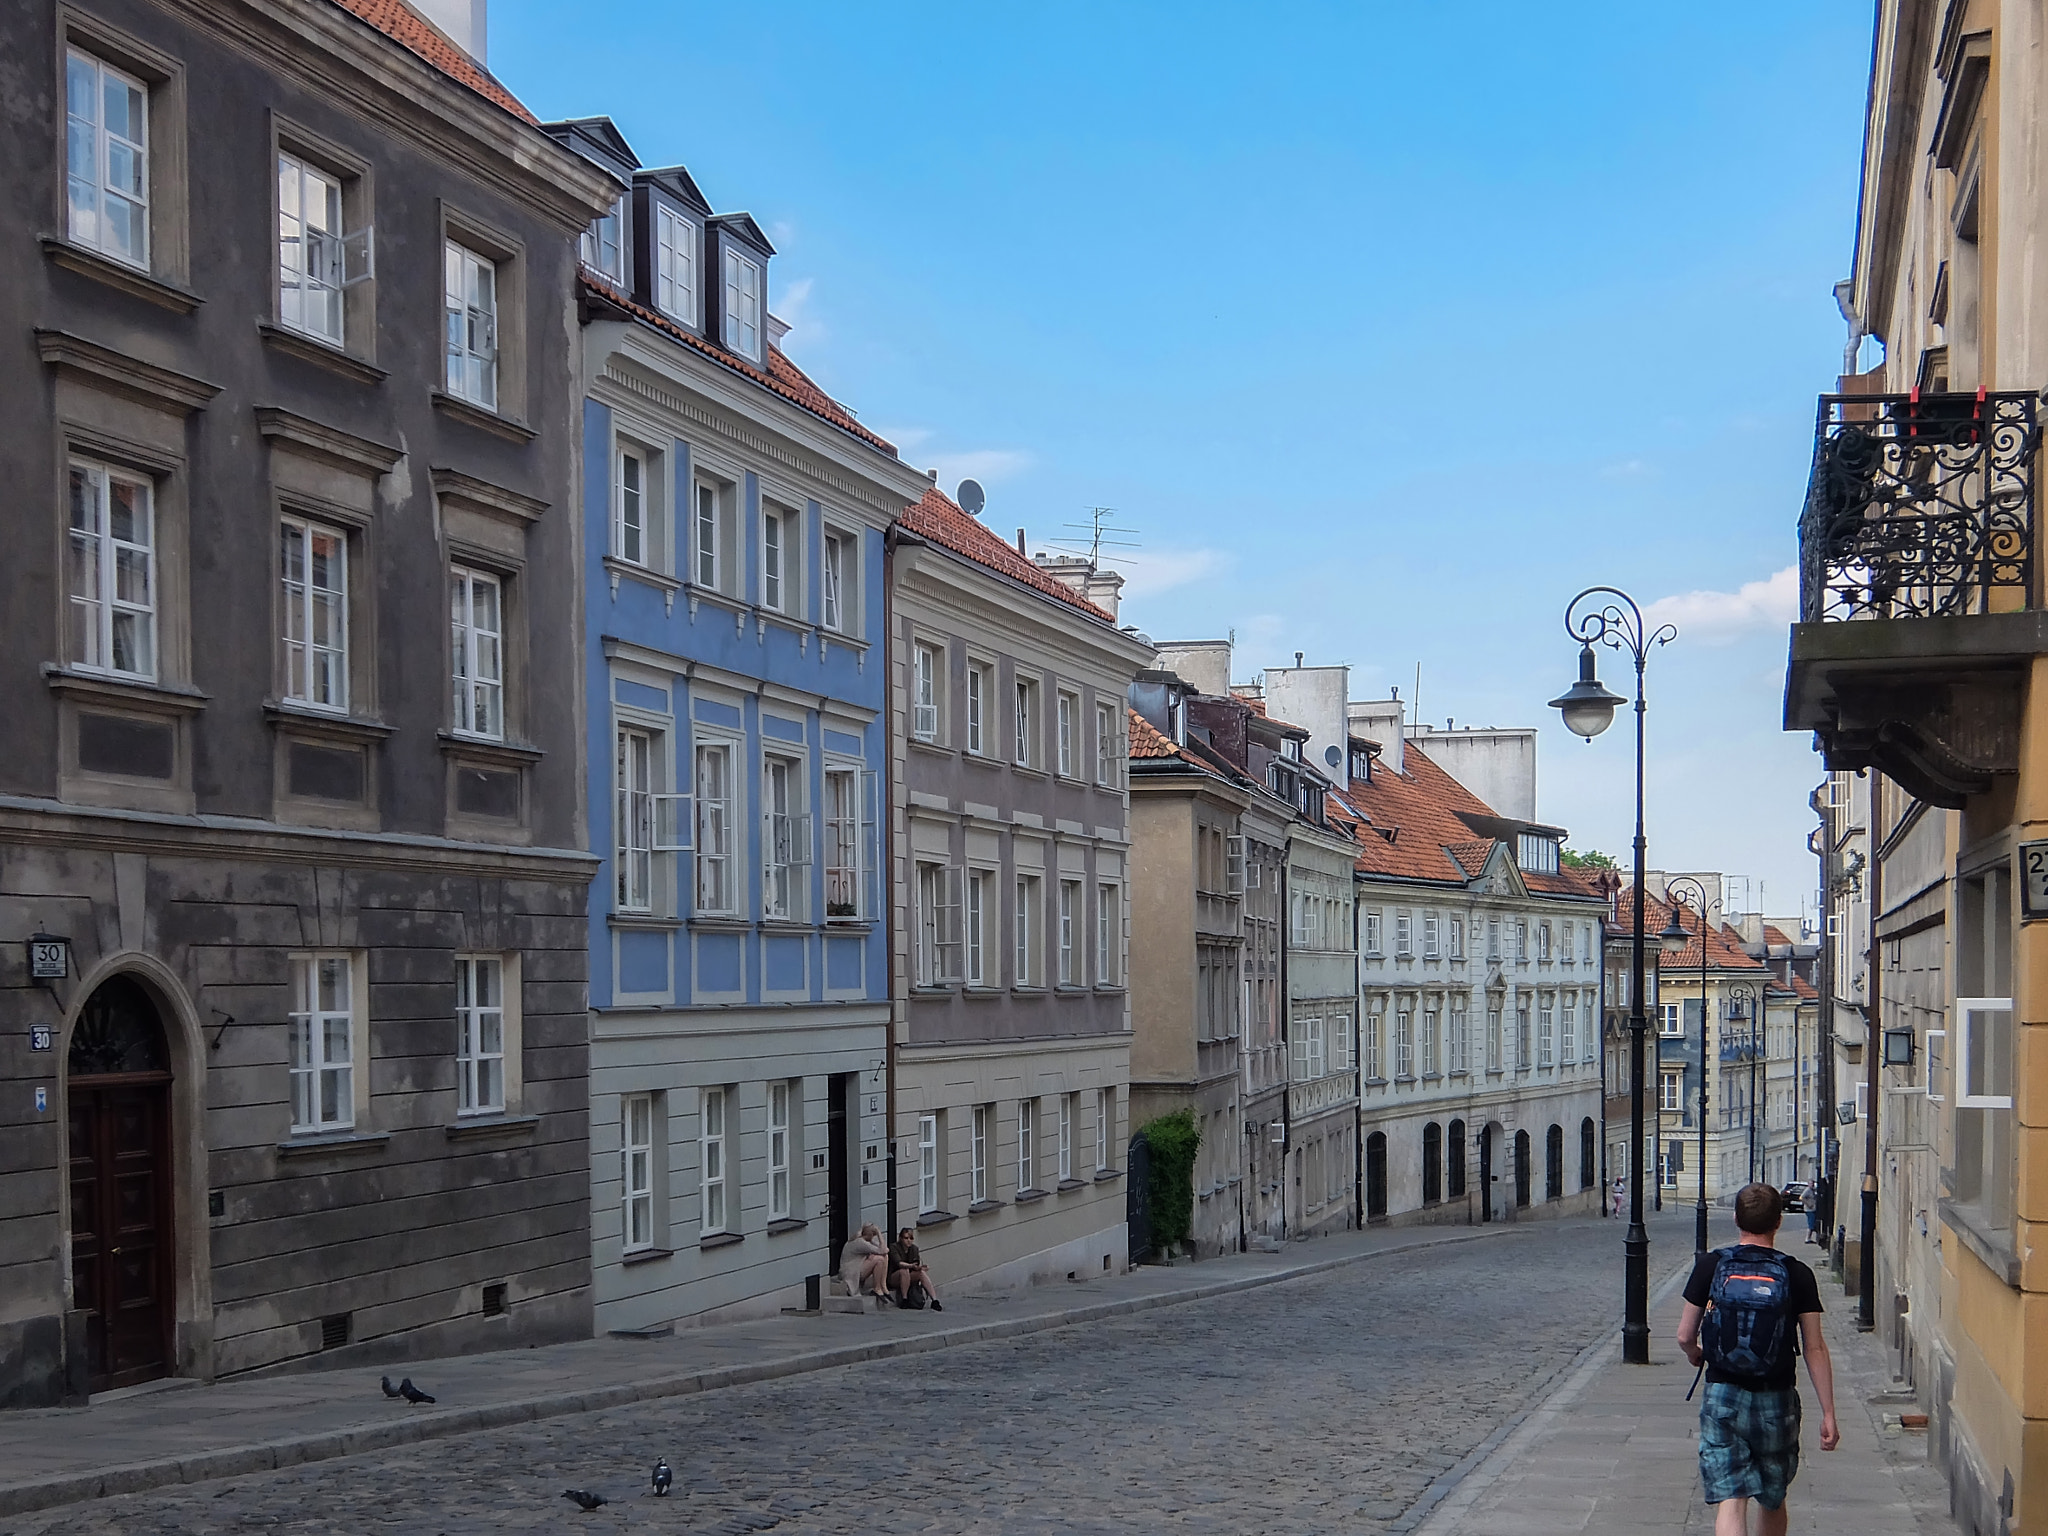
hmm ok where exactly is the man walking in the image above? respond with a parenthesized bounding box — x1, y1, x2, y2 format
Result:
(1677, 1183, 1839, 1536)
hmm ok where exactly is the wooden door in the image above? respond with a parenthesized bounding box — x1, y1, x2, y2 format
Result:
(69, 1079, 172, 1392)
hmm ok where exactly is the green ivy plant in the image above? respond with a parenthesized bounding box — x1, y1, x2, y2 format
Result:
(1139, 1109, 1202, 1256)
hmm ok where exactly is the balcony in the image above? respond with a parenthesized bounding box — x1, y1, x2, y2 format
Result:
(1784, 391, 2048, 807)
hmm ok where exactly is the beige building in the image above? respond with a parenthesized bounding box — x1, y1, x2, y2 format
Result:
(887, 486, 1150, 1292)
(1786, 4, 2048, 1527)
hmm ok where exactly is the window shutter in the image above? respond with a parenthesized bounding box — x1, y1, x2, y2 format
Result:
(786, 812, 813, 867)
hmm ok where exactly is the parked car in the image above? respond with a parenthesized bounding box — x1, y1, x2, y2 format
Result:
(1781, 1181, 1810, 1213)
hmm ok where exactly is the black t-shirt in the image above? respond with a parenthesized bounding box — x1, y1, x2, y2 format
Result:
(1684, 1243, 1823, 1390)
(889, 1240, 920, 1273)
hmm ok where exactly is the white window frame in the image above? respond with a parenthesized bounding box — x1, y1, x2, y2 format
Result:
(1449, 917, 1465, 960)
(1364, 910, 1383, 956)
(966, 662, 989, 755)
(768, 1081, 792, 1220)
(1331, 1014, 1354, 1075)
(1394, 1006, 1413, 1078)
(821, 527, 850, 634)
(1014, 678, 1036, 767)
(700, 1086, 728, 1235)
(622, 1092, 655, 1253)
(1059, 1095, 1074, 1182)
(1018, 1099, 1037, 1193)
(1422, 1003, 1440, 1075)
(1660, 1070, 1683, 1113)
(1057, 691, 1078, 777)
(1423, 911, 1439, 958)
(971, 1104, 990, 1204)
(654, 203, 697, 322)
(1058, 879, 1081, 984)
(1015, 873, 1041, 986)
(722, 246, 762, 361)
(616, 724, 658, 914)
(694, 479, 721, 590)
(912, 643, 940, 742)
(455, 954, 506, 1117)
(581, 193, 625, 283)
(615, 446, 647, 566)
(1955, 998, 2015, 1108)
(761, 752, 810, 921)
(822, 765, 867, 920)
(1660, 1001, 1684, 1036)
(449, 565, 504, 739)
(1560, 1001, 1577, 1064)
(280, 513, 348, 713)
(277, 151, 358, 346)
(918, 1111, 940, 1213)
(1538, 1005, 1555, 1068)
(289, 954, 356, 1133)
(1925, 1027, 1947, 1102)
(967, 868, 993, 985)
(1096, 701, 1116, 784)
(443, 239, 498, 409)
(1096, 882, 1120, 986)
(1395, 911, 1413, 957)
(67, 459, 156, 681)
(916, 860, 964, 986)
(1364, 1001, 1384, 1079)
(762, 504, 789, 614)
(1449, 1004, 1469, 1073)
(693, 738, 735, 917)
(1095, 1087, 1111, 1172)
(65, 48, 149, 269)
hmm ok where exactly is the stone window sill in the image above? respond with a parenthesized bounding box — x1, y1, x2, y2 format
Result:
(699, 1231, 744, 1251)
(277, 1130, 390, 1159)
(45, 666, 209, 715)
(432, 390, 537, 443)
(43, 235, 202, 313)
(621, 1247, 673, 1268)
(258, 322, 387, 385)
(1056, 1178, 1089, 1193)
(766, 1217, 808, 1236)
(612, 913, 686, 931)
(967, 1199, 1005, 1215)
(1092, 1168, 1123, 1184)
(915, 1209, 957, 1227)
(1014, 1188, 1049, 1205)
(445, 1113, 539, 1142)
(1940, 1199, 2020, 1288)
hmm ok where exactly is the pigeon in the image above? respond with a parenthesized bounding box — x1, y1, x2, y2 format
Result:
(398, 1377, 436, 1405)
(563, 1489, 609, 1512)
(379, 1376, 402, 1400)
(652, 1458, 673, 1496)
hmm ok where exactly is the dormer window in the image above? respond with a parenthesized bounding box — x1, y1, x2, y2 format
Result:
(581, 194, 626, 284)
(655, 204, 697, 323)
(723, 248, 762, 361)
(1518, 833, 1560, 875)
(1284, 739, 1300, 761)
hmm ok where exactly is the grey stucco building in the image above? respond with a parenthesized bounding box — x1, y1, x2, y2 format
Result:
(0, 0, 617, 1405)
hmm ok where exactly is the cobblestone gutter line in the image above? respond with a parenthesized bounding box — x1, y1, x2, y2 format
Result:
(1391, 1254, 1700, 1535)
(0, 1225, 1506, 1520)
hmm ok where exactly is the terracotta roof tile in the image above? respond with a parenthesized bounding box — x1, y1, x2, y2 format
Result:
(1789, 974, 1819, 1000)
(1127, 708, 1180, 761)
(1620, 887, 1767, 972)
(903, 487, 1117, 623)
(1525, 867, 1605, 899)
(1445, 840, 1495, 879)
(327, 0, 536, 122)
(1333, 743, 1504, 886)
(582, 274, 895, 454)
(1763, 924, 1799, 947)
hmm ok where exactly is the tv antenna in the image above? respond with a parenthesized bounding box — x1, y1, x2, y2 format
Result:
(1047, 506, 1140, 570)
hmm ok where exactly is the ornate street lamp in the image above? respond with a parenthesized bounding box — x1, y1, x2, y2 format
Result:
(1728, 980, 1762, 1187)
(1661, 878, 1713, 1254)
(1551, 587, 1676, 1366)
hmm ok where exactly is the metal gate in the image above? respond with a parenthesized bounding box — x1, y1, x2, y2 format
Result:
(1125, 1133, 1152, 1261)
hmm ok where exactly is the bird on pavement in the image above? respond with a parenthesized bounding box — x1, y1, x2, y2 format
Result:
(563, 1489, 609, 1512)
(379, 1376, 402, 1400)
(398, 1378, 436, 1404)
(652, 1458, 673, 1496)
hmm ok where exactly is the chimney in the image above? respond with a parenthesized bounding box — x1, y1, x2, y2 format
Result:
(1016, 529, 1027, 556)
(1346, 693, 1406, 777)
(1150, 640, 1232, 698)
(1034, 555, 1126, 620)
(1267, 660, 1354, 786)
(410, 0, 487, 61)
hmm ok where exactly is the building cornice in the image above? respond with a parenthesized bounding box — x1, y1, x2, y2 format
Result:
(891, 549, 1153, 681)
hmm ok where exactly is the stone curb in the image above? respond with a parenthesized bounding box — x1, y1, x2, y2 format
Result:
(0, 1223, 1512, 1520)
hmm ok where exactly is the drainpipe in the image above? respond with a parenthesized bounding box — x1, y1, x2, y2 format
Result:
(1352, 874, 1362, 1233)
(1859, 815, 1882, 1332)
(881, 525, 912, 1245)
(1808, 785, 1833, 1204)
(1279, 856, 1291, 1242)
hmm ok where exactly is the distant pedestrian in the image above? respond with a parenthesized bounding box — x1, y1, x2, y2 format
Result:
(1611, 1176, 1625, 1218)
(1677, 1183, 1839, 1536)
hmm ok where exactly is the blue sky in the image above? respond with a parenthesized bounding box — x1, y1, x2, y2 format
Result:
(494, 1, 1874, 925)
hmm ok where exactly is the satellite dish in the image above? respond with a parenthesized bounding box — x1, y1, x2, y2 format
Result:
(1324, 745, 1342, 768)
(956, 479, 986, 517)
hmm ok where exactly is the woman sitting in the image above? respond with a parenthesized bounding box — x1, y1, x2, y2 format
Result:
(839, 1222, 891, 1303)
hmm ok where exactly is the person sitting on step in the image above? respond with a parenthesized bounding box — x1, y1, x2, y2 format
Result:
(840, 1222, 891, 1304)
(889, 1227, 942, 1311)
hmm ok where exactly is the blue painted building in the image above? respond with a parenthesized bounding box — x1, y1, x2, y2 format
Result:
(543, 118, 928, 1327)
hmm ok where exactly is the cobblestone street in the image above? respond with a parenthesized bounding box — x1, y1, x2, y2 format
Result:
(14, 1220, 1623, 1535)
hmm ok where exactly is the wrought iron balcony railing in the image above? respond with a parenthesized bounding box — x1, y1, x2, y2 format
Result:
(1798, 391, 2039, 623)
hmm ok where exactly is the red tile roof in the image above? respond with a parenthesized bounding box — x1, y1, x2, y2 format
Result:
(1789, 974, 1819, 1000)
(328, 0, 536, 122)
(903, 487, 1117, 623)
(1622, 888, 1768, 972)
(1763, 924, 1799, 948)
(581, 273, 895, 455)
(1127, 708, 1181, 761)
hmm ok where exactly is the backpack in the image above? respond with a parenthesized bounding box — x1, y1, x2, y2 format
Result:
(1702, 1246, 1796, 1383)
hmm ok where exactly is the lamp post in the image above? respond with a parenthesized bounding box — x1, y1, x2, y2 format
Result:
(1660, 878, 1713, 1253)
(1551, 587, 1676, 1366)
(1728, 981, 1761, 1188)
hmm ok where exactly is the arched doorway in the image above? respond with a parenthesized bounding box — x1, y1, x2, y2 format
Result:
(1478, 1123, 1496, 1222)
(1421, 1122, 1441, 1206)
(1447, 1119, 1466, 1201)
(1580, 1118, 1596, 1191)
(1513, 1129, 1532, 1209)
(67, 976, 175, 1393)
(1545, 1124, 1564, 1201)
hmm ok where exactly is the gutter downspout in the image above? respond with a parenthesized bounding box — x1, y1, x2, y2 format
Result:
(1859, 809, 1882, 1332)
(1353, 874, 1362, 1233)
(881, 524, 912, 1246)
(1279, 855, 1291, 1242)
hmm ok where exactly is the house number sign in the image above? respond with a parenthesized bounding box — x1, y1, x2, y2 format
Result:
(2022, 842, 2048, 920)
(27, 935, 69, 981)
(29, 1026, 52, 1052)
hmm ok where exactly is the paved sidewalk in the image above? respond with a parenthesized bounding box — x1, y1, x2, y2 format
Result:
(0, 1215, 1522, 1519)
(1413, 1211, 1959, 1535)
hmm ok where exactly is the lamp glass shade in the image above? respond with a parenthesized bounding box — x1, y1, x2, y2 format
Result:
(1658, 914, 1692, 952)
(1549, 645, 1625, 740)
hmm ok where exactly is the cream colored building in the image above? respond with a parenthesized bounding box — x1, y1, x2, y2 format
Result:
(887, 486, 1151, 1293)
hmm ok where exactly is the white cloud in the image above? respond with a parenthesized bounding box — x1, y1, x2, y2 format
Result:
(1109, 546, 1228, 600)
(771, 277, 820, 342)
(929, 449, 1035, 489)
(1642, 566, 1798, 644)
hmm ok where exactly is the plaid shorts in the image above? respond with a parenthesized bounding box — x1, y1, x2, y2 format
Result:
(1698, 1382, 1802, 1509)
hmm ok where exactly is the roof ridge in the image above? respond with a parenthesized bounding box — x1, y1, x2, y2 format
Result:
(903, 487, 1117, 623)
